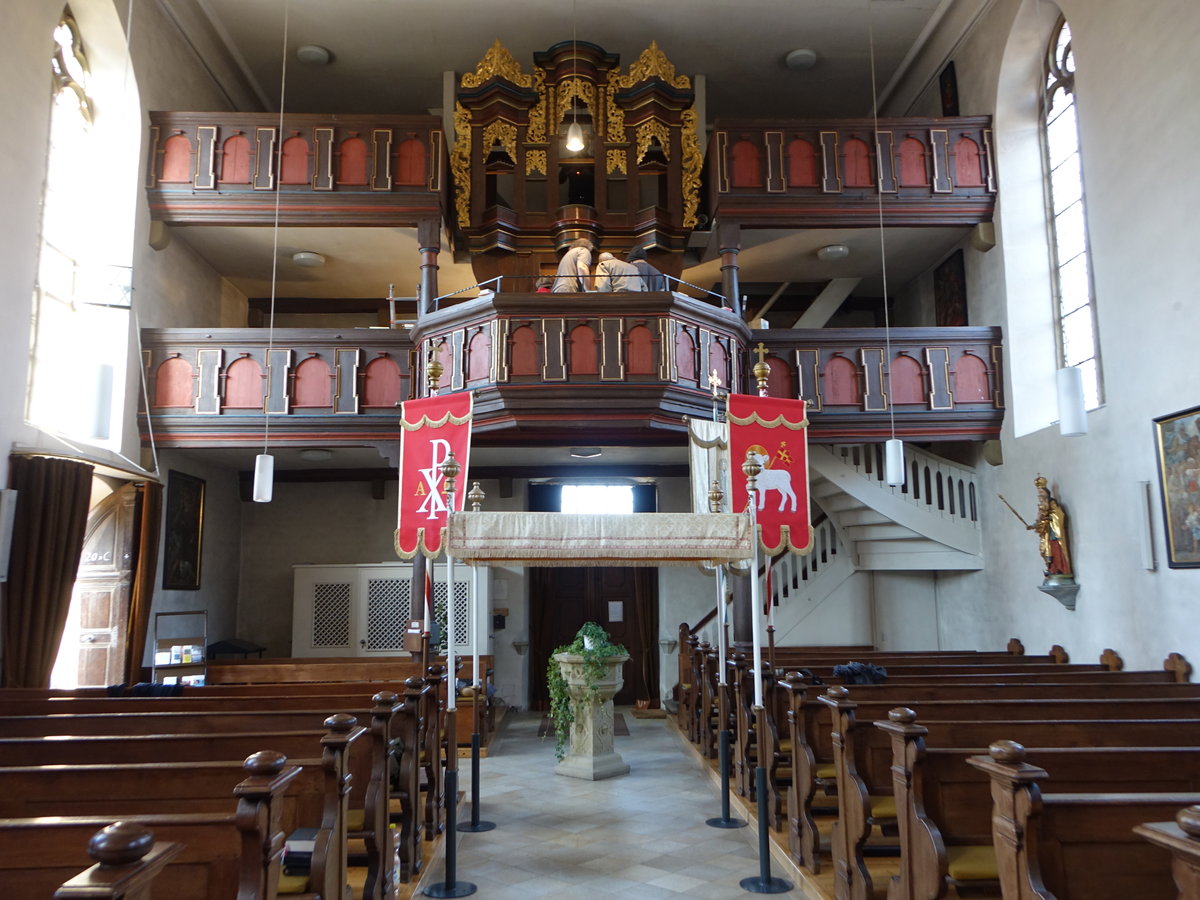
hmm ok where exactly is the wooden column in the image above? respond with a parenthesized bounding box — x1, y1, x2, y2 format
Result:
(418, 217, 441, 318)
(719, 223, 742, 318)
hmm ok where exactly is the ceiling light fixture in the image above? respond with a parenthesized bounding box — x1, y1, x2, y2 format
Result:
(816, 243, 850, 262)
(295, 44, 331, 65)
(291, 250, 325, 267)
(569, 447, 602, 459)
(785, 48, 818, 71)
(564, 0, 585, 152)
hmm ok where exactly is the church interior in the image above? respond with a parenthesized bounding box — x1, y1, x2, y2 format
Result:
(1, 0, 1198, 897)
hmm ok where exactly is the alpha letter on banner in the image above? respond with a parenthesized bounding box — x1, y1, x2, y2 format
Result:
(728, 394, 812, 555)
(395, 393, 473, 558)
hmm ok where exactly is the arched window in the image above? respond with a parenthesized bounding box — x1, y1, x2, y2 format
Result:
(1043, 16, 1102, 408)
(29, 9, 136, 444)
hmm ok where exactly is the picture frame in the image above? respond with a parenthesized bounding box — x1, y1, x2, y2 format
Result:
(162, 470, 205, 589)
(1152, 405, 1200, 568)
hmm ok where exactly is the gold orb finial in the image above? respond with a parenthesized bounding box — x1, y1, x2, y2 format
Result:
(708, 478, 725, 513)
(441, 450, 460, 500)
(426, 349, 444, 395)
(468, 480, 485, 512)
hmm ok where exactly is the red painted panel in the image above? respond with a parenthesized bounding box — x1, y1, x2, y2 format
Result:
(280, 136, 309, 185)
(709, 341, 729, 388)
(467, 331, 491, 382)
(223, 357, 263, 409)
(627, 325, 656, 375)
(568, 324, 598, 376)
(843, 138, 873, 188)
(362, 356, 401, 408)
(890, 354, 925, 404)
(293, 356, 331, 407)
(337, 137, 369, 185)
(954, 137, 984, 187)
(731, 140, 762, 188)
(396, 137, 426, 186)
(435, 340, 455, 380)
(676, 330, 696, 383)
(898, 137, 928, 186)
(823, 355, 860, 405)
(161, 134, 193, 183)
(953, 353, 989, 401)
(787, 139, 819, 187)
(510, 326, 539, 376)
(219, 135, 251, 184)
(153, 357, 193, 408)
(766, 356, 796, 398)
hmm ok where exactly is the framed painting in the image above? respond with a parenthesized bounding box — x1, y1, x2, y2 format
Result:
(162, 470, 205, 589)
(1153, 405, 1200, 568)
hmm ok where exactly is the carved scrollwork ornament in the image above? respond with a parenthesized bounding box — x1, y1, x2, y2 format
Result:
(526, 149, 548, 176)
(606, 148, 627, 175)
(556, 77, 596, 129)
(618, 41, 691, 90)
(450, 102, 472, 228)
(460, 40, 531, 89)
(606, 78, 625, 137)
(481, 119, 518, 164)
(681, 107, 704, 228)
(636, 119, 671, 164)
(527, 69, 548, 143)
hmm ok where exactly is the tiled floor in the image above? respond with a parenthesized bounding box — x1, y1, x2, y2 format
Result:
(427, 710, 817, 899)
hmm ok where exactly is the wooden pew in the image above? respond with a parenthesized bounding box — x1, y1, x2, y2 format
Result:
(881, 716, 1200, 900)
(818, 695, 1200, 900)
(0, 753, 303, 900)
(54, 821, 183, 900)
(1136, 804, 1200, 900)
(968, 742, 1200, 900)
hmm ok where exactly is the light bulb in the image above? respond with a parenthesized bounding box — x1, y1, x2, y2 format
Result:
(565, 121, 585, 152)
(884, 439, 906, 486)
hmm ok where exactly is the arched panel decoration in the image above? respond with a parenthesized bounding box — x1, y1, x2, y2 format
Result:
(626, 325, 656, 376)
(293, 356, 331, 407)
(396, 137, 426, 186)
(435, 339, 455, 381)
(709, 340, 729, 389)
(676, 329, 697, 383)
(362, 356, 401, 408)
(161, 134, 193, 183)
(890, 354, 925, 404)
(280, 136, 309, 185)
(731, 139, 763, 188)
(897, 137, 928, 186)
(842, 138, 873, 188)
(337, 137, 369, 185)
(823, 355, 860, 405)
(223, 357, 263, 409)
(787, 138, 819, 187)
(952, 353, 990, 402)
(953, 136, 984, 187)
(568, 324, 598, 376)
(219, 134, 252, 185)
(466, 330, 492, 382)
(509, 325, 539, 377)
(153, 357, 194, 408)
(766, 356, 796, 399)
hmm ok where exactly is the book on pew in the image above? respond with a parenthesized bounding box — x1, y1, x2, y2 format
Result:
(284, 827, 318, 875)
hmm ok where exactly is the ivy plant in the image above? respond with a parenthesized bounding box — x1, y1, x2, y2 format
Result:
(545, 621, 628, 761)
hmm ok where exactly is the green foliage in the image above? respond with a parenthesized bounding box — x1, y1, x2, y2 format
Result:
(545, 622, 628, 761)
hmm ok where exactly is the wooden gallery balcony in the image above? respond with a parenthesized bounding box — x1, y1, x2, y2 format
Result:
(140, 296, 1004, 452)
(708, 117, 996, 227)
(146, 112, 446, 226)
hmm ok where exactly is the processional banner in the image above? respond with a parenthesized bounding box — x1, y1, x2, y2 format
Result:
(728, 394, 812, 556)
(395, 393, 473, 559)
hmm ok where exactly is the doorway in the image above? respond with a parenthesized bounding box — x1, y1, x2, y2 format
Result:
(529, 565, 658, 710)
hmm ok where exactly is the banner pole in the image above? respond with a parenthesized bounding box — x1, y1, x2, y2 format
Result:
(707, 563, 746, 830)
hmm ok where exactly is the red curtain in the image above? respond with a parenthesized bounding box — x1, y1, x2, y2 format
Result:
(2, 455, 93, 687)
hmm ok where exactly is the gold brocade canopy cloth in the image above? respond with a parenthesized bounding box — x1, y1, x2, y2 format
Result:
(446, 512, 753, 567)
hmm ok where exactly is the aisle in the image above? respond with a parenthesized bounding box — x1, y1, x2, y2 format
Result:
(434, 710, 815, 899)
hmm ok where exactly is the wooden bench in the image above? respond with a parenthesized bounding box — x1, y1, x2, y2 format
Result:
(0, 753, 306, 900)
(880, 714, 1200, 900)
(1135, 804, 1200, 900)
(53, 821, 183, 899)
(968, 742, 1200, 900)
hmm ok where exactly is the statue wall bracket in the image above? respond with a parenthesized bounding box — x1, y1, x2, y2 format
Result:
(1037, 575, 1078, 611)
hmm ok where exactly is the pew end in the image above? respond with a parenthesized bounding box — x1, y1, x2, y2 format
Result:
(55, 822, 183, 900)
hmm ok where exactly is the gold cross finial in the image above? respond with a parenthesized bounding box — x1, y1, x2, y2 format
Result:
(708, 369, 722, 398)
(753, 342, 769, 366)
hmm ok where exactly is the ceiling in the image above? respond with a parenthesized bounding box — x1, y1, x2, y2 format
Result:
(172, 0, 959, 309)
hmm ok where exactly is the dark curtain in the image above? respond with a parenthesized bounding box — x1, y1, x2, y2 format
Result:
(123, 480, 162, 683)
(633, 568, 659, 699)
(528, 483, 562, 512)
(2, 455, 94, 688)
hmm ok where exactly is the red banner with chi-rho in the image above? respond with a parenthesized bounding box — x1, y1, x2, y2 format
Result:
(728, 394, 812, 556)
(395, 393, 473, 559)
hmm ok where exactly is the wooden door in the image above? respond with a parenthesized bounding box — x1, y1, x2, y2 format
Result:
(529, 566, 658, 710)
(60, 485, 136, 687)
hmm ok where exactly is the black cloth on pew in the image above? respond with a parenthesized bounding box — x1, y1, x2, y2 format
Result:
(105, 681, 184, 696)
(832, 662, 888, 684)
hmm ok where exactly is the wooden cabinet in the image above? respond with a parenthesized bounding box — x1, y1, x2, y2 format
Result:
(151, 610, 207, 684)
(292, 563, 481, 658)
